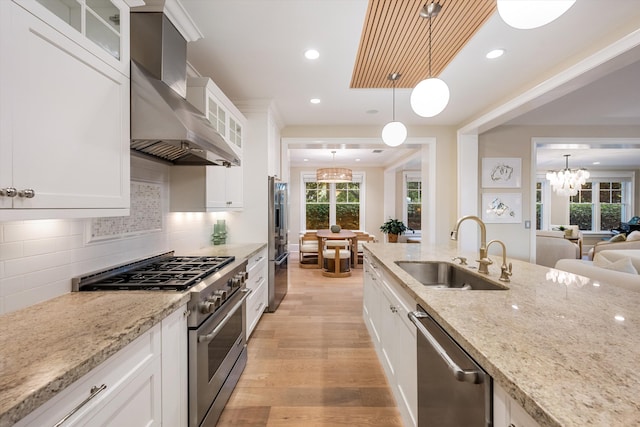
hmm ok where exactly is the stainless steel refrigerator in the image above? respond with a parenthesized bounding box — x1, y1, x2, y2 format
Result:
(267, 176, 289, 312)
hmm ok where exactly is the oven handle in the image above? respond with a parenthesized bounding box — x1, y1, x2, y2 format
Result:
(408, 310, 483, 384)
(198, 288, 252, 343)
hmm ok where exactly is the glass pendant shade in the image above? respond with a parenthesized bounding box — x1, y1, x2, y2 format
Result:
(382, 121, 407, 147)
(546, 155, 589, 197)
(410, 77, 450, 118)
(497, 0, 576, 30)
(316, 168, 353, 183)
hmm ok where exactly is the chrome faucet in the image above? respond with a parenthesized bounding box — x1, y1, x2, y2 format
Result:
(450, 215, 492, 274)
(487, 239, 513, 282)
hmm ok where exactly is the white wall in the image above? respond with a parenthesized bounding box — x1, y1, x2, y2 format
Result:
(479, 125, 640, 261)
(0, 157, 219, 315)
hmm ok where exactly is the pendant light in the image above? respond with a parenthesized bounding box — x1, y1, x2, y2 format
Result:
(410, 1, 450, 118)
(382, 73, 407, 147)
(546, 154, 590, 197)
(316, 151, 353, 183)
(497, 0, 576, 30)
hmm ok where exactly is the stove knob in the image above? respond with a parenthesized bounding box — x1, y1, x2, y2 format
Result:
(207, 294, 222, 308)
(199, 301, 215, 314)
(243, 271, 249, 281)
(215, 289, 228, 300)
(231, 277, 241, 288)
(238, 272, 247, 283)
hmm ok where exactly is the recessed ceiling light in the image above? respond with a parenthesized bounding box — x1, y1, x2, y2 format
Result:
(615, 315, 625, 322)
(310, 98, 321, 104)
(303, 158, 309, 162)
(486, 49, 505, 59)
(593, 161, 601, 165)
(366, 109, 379, 114)
(304, 49, 320, 60)
(355, 158, 361, 162)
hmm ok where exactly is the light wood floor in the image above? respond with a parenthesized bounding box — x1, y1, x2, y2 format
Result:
(217, 254, 403, 426)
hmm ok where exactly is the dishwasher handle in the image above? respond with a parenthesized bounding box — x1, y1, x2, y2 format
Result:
(408, 310, 484, 384)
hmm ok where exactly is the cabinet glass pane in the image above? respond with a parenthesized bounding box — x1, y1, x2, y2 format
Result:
(218, 107, 226, 135)
(37, 0, 82, 32)
(86, 9, 120, 59)
(86, 0, 120, 31)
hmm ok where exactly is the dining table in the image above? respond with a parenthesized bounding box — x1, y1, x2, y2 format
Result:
(316, 229, 358, 269)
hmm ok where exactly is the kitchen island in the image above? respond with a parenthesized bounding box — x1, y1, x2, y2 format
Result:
(363, 242, 639, 427)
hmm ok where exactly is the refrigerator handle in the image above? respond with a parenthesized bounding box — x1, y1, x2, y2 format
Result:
(275, 252, 289, 265)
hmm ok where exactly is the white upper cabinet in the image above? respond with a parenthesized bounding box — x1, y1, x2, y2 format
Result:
(170, 76, 245, 212)
(186, 76, 245, 156)
(13, 0, 131, 76)
(0, 0, 130, 219)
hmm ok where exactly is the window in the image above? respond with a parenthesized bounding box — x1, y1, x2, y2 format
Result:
(569, 177, 632, 231)
(302, 173, 364, 230)
(305, 182, 330, 230)
(535, 181, 543, 230)
(404, 173, 422, 231)
(335, 182, 361, 229)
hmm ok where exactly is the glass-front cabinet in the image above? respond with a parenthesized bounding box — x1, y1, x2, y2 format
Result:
(186, 76, 245, 158)
(14, 0, 130, 75)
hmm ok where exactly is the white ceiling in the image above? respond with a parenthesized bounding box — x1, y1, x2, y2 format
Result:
(180, 0, 640, 169)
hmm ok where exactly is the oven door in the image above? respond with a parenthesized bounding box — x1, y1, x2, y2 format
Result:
(189, 287, 251, 427)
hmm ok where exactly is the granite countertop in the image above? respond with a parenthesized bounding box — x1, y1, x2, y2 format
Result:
(0, 243, 266, 426)
(363, 242, 640, 427)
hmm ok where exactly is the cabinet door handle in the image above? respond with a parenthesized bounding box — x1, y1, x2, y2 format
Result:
(18, 189, 35, 198)
(0, 187, 17, 197)
(53, 384, 107, 427)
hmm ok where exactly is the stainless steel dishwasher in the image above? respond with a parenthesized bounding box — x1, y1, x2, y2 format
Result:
(408, 305, 492, 427)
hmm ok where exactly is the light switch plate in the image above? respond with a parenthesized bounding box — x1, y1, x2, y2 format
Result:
(524, 220, 531, 229)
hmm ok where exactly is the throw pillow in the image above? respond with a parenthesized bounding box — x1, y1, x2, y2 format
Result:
(626, 231, 640, 241)
(608, 233, 626, 243)
(593, 256, 638, 275)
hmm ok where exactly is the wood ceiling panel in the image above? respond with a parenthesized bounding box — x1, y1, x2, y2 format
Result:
(351, 0, 496, 88)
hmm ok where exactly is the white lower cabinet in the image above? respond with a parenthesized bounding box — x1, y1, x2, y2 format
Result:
(15, 305, 188, 427)
(161, 305, 189, 427)
(245, 248, 268, 339)
(363, 254, 417, 427)
(493, 382, 541, 427)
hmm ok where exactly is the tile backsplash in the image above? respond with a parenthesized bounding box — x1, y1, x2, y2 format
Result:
(0, 159, 222, 315)
(91, 181, 163, 240)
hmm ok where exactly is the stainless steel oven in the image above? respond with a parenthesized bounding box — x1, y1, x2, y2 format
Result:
(189, 285, 251, 427)
(73, 252, 251, 427)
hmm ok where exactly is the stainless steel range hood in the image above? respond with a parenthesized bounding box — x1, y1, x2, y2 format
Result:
(130, 13, 239, 166)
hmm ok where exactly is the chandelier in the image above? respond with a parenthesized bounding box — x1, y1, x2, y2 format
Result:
(546, 154, 589, 197)
(410, 1, 450, 118)
(316, 151, 352, 183)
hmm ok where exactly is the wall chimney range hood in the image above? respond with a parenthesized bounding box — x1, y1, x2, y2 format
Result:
(130, 12, 239, 166)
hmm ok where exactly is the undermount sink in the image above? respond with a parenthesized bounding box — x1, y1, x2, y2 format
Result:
(395, 261, 508, 290)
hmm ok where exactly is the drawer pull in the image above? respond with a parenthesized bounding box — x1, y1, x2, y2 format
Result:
(255, 302, 265, 313)
(53, 384, 107, 427)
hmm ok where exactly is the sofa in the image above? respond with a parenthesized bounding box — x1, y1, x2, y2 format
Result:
(589, 231, 640, 259)
(555, 249, 640, 292)
(536, 230, 580, 268)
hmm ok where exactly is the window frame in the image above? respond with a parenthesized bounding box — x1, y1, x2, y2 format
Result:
(403, 171, 422, 233)
(569, 175, 633, 231)
(300, 171, 366, 231)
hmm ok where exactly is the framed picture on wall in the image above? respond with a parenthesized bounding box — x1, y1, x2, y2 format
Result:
(482, 157, 521, 188)
(482, 193, 522, 223)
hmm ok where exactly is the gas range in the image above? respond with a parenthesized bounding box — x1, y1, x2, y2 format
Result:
(72, 251, 249, 328)
(72, 250, 251, 426)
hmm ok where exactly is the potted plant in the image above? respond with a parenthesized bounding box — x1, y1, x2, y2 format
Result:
(556, 225, 573, 238)
(379, 218, 413, 243)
